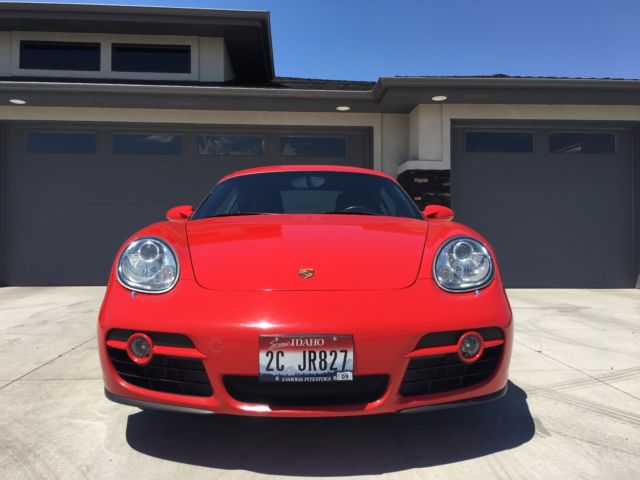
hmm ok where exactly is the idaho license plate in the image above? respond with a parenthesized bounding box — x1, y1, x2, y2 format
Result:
(259, 334, 354, 382)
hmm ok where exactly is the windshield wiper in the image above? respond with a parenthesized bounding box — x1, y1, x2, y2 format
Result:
(323, 211, 380, 215)
(208, 212, 276, 218)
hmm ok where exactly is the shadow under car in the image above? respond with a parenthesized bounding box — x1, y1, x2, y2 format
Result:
(125, 381, 534, 476)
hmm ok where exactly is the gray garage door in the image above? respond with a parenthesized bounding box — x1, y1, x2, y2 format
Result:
(1, 122, 372, 285)
(452, 123, 635, 288)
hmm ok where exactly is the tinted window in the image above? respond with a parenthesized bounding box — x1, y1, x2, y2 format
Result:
(198, 135, 265, 156)
(26, 132, 97, 154)
(549, 133, 616, 154)
(20, 41, 100, 71)
(193, 171, 422, 219)
(112, 133, 182, 155)
(280, 137, 346, 157)
(111, 44, 191, 73)
(465, 132, 534, 153)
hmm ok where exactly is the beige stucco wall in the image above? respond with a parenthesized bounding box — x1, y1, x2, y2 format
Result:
(198, 37, 233, 82)
(409, 104, 442, 162)
(0, 31, 11, 77)
(381, 114, 409, 174)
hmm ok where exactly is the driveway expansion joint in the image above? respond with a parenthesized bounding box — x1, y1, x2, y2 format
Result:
(0, 336, 96, 392)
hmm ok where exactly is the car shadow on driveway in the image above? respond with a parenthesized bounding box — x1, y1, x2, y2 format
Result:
(125, 381, 534, 476)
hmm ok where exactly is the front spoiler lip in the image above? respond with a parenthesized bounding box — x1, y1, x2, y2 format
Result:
(104, 383, 508, 416)
(398, 383, 508, 414)
(105, 388, 214, 415)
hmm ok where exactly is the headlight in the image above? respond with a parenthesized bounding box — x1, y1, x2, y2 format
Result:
(117, 237, 179, 293)
(433, 237, 494, 292)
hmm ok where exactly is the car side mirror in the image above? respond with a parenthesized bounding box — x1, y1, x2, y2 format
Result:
(422, 205, 454, 221)
(166, 205, 194, 221)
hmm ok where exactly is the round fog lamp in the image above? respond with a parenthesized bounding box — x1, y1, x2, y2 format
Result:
(127, 333, 154, 365)
(457, 331, 484, 363)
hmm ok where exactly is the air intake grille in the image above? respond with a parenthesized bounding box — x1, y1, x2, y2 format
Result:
(107, 347, 212, 397)
(414, 327, 503, 349)
(400, 345, 503, 396)
(223, 375, 388, 406)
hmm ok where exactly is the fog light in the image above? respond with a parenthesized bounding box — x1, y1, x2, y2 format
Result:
(457, 331, 484, 363)
(127, 333, 153, 365)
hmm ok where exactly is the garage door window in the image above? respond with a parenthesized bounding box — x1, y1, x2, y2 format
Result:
(280, 137, 346, 157)
(549, 133, 616, 154)
(113, 133, 182, 155)
(26, 131, 97, 154)
(465, 132, 533, 153)
(198, 135, 265, 156)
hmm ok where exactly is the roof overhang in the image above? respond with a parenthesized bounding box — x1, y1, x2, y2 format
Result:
(0, 2, 274, 82)
(0, 80, 376, 112)
(1, 77, 640, 114)
(374, 77, 640, 112)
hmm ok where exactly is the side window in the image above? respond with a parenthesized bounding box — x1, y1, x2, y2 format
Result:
(20, 41, 100, 71)
(215, 189, 239, 215)
(379, 189, 395, 216)
(111, 44, 191, 74)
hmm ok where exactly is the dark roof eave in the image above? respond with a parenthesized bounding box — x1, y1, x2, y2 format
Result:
(0, 2, 271, 19)
(2, 77, 640, 113)
(374, 76, 640, 97)
(0, 80, 374, 97)
(373, 76, 640, 111)
(0, 80, 377, 112)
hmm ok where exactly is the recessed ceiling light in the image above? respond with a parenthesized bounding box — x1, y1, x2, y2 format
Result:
(431, 95, 447, 102)
(9, 99, 26, 105)
(336, 105, 351, 111)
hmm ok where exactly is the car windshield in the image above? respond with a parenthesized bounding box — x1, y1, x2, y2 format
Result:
(192, 171, 423, 220)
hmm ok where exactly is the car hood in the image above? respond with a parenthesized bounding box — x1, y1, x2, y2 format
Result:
(186, 215, 428, 291)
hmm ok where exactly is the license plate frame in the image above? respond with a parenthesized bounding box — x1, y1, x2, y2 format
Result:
(258, 334, 354, 382)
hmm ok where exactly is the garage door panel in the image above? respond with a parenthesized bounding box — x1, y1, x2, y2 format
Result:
(453, 126, 634, 288)
(457, 159, 630, 208)
(463, 205, 631, 287)
(2, 123, 372, 285)
(5, 206, 109, 285)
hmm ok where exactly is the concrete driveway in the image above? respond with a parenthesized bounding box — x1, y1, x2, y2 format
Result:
(0, 287, 638, 479)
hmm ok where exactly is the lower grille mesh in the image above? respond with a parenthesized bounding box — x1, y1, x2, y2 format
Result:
(400, 345, 503, 396)
(107, 347, 213, 397)
(224, 375, 389, 406)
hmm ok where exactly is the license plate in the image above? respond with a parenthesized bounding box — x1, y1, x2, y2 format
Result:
(259, 334, 354, 382)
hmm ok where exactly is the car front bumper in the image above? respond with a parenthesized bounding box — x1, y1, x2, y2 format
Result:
(98, 278, 513, 417)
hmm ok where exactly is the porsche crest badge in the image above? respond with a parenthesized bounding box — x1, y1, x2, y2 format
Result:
(298, 268, 315, 279)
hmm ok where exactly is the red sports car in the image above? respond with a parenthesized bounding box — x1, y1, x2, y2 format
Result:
(99, 165, 512, 417)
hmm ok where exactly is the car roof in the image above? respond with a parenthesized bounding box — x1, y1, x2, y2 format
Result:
(218, 165, 396, 183)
